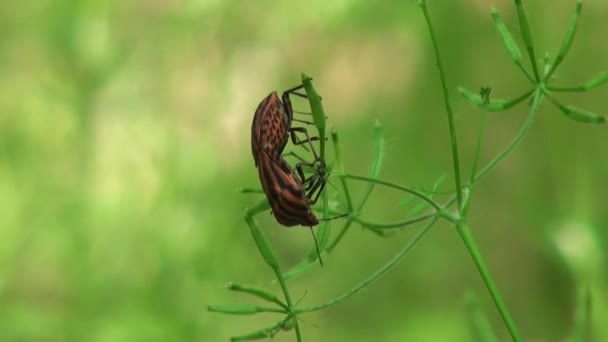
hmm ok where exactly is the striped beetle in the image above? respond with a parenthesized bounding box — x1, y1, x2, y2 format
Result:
(251, 83, 334, 264)
(251, 84, 326, 227)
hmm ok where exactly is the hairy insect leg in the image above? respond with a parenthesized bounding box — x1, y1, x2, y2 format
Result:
(306, 175, 327, 205)
(282, 151, 310, 163)
(281, 84, 307, 129)
(282, 83, 324, 128)
(289, 127, 320, 160)
(282, 84, 307, 99)
(295, 161, 317, 189)
(309, 226, 324, 267)
(292, 118, 315, 125)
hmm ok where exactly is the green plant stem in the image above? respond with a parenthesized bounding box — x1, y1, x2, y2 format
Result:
(545, 85, 586, 92)
(419, 0, 464, 211)
(327, 123, 384, 252)
(296, 217, 437, 313)
(342, 174, 442, 213)
(463, 93, 490, 217)
(456, 222, 521, 341)
(352, 213, 436, 230)
(513, 0, 540, 82)
(272, 267, 302, 341)
(474, 89, 542, 183)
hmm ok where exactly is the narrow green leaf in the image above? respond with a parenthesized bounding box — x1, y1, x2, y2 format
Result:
(570, 286, 592, 342)
(365, 227, 397, 237)
(230, 319, 290, 341)
(544, 0, 582, 81)
(458, 87, 507, 111)
(281, 258, 316, 281)
(409, 198, 430, 216)
(317, 184, 335, 253)
(405, 175, 446, 215)
(231, 330, 270, 341)
(244, 214, 279, 269)
(326, 123, 385, 251)
(302, 73, 326, 158)
(360, 120, 385, 204)
(301, 73, 325, 131)
(244, 199, 271, 217)
(513, 0, 540, 81)
(353, 214, 435, 230)
(331, 129, 345, 175)
(313, 207, 331, 256)
(370, 120, 385, 178)
(584, 71, 608, 90)
(542, 52, 551, 77)
(207, 305, 283, 315)
(459, 87, 484, 105)
(356, 121, 385, 227)
(466, 292, 498, 342)
(398, 194, 416, 207)
(226, 282, 287, 309)
(563, 105, 605, 124)
(240, 187, 264, 194)
(459, 87, 534, 112)
(296, 216, 437, 314)
(490, 8, 522, 64)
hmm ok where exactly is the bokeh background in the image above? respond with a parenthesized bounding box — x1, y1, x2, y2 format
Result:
(1, 0, 607, 341)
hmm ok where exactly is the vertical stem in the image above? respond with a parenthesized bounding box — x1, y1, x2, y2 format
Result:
(273, 270, 302, 341)
(463, 90, 490, 217)
(513, 0, 541, 82)
(419, 0, 464, 210)
(456, 223, 521, 342)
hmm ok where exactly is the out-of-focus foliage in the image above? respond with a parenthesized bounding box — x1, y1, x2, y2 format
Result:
(0, 0, 606, 341)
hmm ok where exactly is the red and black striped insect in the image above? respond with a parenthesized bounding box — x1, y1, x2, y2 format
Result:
(255, 149, 319, 227)
(251, 83, 334, 264)
(251, 84, 326, 227)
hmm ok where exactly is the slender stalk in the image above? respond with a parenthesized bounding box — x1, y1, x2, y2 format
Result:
(513, 0, 541, 82)
(273, 269, 302, 341)
(545, 85, 586, 92)
(352, 213, 436, 230)
(456, 223, 521, 341)
(342, 174, 442, 213)
(419, 0, 464, 211)
(297, 217, 437, 313)
(463, 89, 490, 217)
(474, 89, 542, 183)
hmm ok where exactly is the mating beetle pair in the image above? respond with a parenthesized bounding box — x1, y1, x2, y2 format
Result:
(250, 83, 329, 228)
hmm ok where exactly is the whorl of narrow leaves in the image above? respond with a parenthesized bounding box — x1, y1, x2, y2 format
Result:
(244, 213, 279, 269)
(491, 8, 522, 64)
(584, 71, 608, 90)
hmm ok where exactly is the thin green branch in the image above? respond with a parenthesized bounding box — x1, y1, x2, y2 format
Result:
(463, 88, 490, 217)
(342, 174, 442, 213)
(543, 0, 582, 82)
(419, 0, 464, 211)
(274, 263, 302, 341)
(513, 0, 541, 82)
(296, 217, 437, 313)
(474, 88, 542, 183)
(351, 213, 436, 230)
(207, 305, 286, 315)
(327, 123, 385, 252)
(545, 85, 586, 92)
(456, 223, 521, 341)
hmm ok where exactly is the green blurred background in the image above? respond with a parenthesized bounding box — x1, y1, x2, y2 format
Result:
(1, 0, 607, 341)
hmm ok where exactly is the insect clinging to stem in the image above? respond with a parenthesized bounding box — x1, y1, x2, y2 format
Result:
(251, 82, 340, 265)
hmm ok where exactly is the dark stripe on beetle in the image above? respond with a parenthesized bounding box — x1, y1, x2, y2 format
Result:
(258, 152, 315, 222)
(258, 155, 281, 202)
